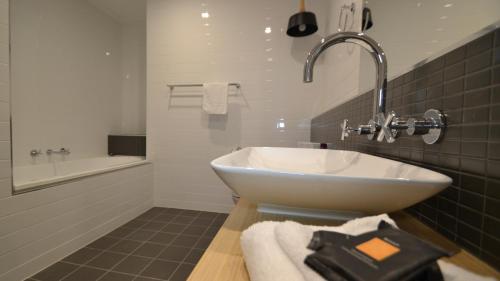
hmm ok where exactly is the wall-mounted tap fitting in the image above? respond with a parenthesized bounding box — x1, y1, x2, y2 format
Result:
(30, 149, 43, 157)
(303, 32, 447, 145)
(46, 147, 71, 156)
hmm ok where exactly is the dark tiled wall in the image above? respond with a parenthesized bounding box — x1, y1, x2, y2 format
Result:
(311, 29, 500, 269)
(108, 135, 146, 156)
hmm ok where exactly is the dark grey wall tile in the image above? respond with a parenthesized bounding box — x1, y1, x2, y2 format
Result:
(465, 69, 491, 90)
(466, 50, 492, 73)
(444, 78, 464, 95)
(443, 94, 463, 110)
(445, 62, 465, 81)
(493, 86, 500, 103)
(310, 28, 500, 270)
(445, 46, 466, 65)
(461, 157, 486, 175)
(495, 47, 500, 65)
(458, 206, 483, 228)
(485, 198, 500, 217)
(464, 88, 490, 107)
(484, 216, 500, 237)
(494, 66, 500, 84)
(457, 222, 481, 246)
(463, 107, 490, 123)
(466, 33, 494, 57)
(460, 190, 484, 211)
(489, 143, 500, 160)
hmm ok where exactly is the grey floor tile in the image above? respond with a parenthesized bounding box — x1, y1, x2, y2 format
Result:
(87, 237, 120, 250)
(133, 277, 158, 281)
(133, 242, 166, 258)
(194, 237, 213, 249)
(140, 260, 179, 280)
(180, 210, 201, 217)
(148, 232, 177, 244)
(141, 222, 165, 231)
(185, 249, 205, 264)
(170, 263, 195, 281)
(157, 246, 190, 262)
(109, 240, 142, 254)
(164, 208, 183, 215)
(171, 236, 199, 247)
(151, 214, 176, 223)
(161, 223, 187, 234)
(171, 216, 195, 225)
(122, 219, 147, 229)
(182, 225, 207, 236)
(113, 256, 152, 275)
(61, 266, 106, 281)
(203, 226, 221, 238)
(98, 272, 135, 281)
(198, 212, 218, 220)
(32, 262, 79, 281)
(28, 209, 219, 281)
(191, 217, 214, 227)
(107, 227, 136, 239)
(126, 229, 157, 242)
(62, 247, 102, 264)
(86, 252, 127, 269)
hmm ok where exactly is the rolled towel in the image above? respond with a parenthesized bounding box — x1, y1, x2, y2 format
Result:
(202, 82, 229, 114)
(240, 221, 305, 281)
(241, 215, 497, 281)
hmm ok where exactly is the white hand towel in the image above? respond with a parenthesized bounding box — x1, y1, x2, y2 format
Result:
(202, 82, 229, 114)
(275, 215, 396, 281)
(240, 215, 496, 281)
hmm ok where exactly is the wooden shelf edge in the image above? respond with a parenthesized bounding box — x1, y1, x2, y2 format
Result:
(188, 199, 499, 281)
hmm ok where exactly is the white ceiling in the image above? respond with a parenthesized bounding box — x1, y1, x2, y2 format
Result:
(87, 0, 146, 24)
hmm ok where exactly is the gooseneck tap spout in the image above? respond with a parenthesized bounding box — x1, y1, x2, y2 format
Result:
(303, 32, 387, 116)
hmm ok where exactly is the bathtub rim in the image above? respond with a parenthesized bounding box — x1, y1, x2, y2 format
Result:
(12, 159, 151, 195)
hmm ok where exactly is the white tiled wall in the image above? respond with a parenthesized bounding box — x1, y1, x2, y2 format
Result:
(0, 2, 154, 280)
(0, 0, 10, 199)
(10, 0, 147, 166)
(147, 0, 362, 212)
(0, 164, 154, 281)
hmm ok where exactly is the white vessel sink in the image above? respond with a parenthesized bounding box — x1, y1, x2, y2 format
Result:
(211, 147, 451, 219)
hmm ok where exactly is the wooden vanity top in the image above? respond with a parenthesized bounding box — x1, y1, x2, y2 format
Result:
(188, 199, 500, 281)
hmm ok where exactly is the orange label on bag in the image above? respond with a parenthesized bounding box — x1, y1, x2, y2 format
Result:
(356, 237, 400, 261)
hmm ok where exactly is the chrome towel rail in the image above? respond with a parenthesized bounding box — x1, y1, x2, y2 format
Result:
(167, 83, 241, 91)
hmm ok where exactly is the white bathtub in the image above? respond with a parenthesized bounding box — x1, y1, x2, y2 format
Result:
(14, 156, 148, 192)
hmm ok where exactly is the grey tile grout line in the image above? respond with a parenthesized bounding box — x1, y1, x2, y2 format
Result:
(93, 209, 173, 281)
(111, 208, 206, 281)
(31, 208, 193, 281)
(131, 209, 206, 281)
(165, 213, 221, 279)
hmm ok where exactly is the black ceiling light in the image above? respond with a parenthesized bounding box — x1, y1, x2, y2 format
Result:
(287, 0, 318, 37)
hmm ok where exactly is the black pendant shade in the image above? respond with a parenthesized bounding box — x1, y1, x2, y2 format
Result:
(362, 7, 373, 31)
(287, 11, 318, 37)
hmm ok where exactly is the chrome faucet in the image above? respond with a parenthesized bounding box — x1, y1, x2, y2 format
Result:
(303, 32, 446, 144)
(46, 147, 71, 156)
(30, 149, 43, 157)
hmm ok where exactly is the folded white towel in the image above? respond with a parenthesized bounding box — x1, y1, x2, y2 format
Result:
(240, 215, 496, 281)
(202, 82, 228, 114)
(275, 215, 396, 281)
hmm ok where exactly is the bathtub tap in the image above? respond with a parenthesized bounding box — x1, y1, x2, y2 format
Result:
(46, 147, 71, 156)
(30, 149, 43, 157)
